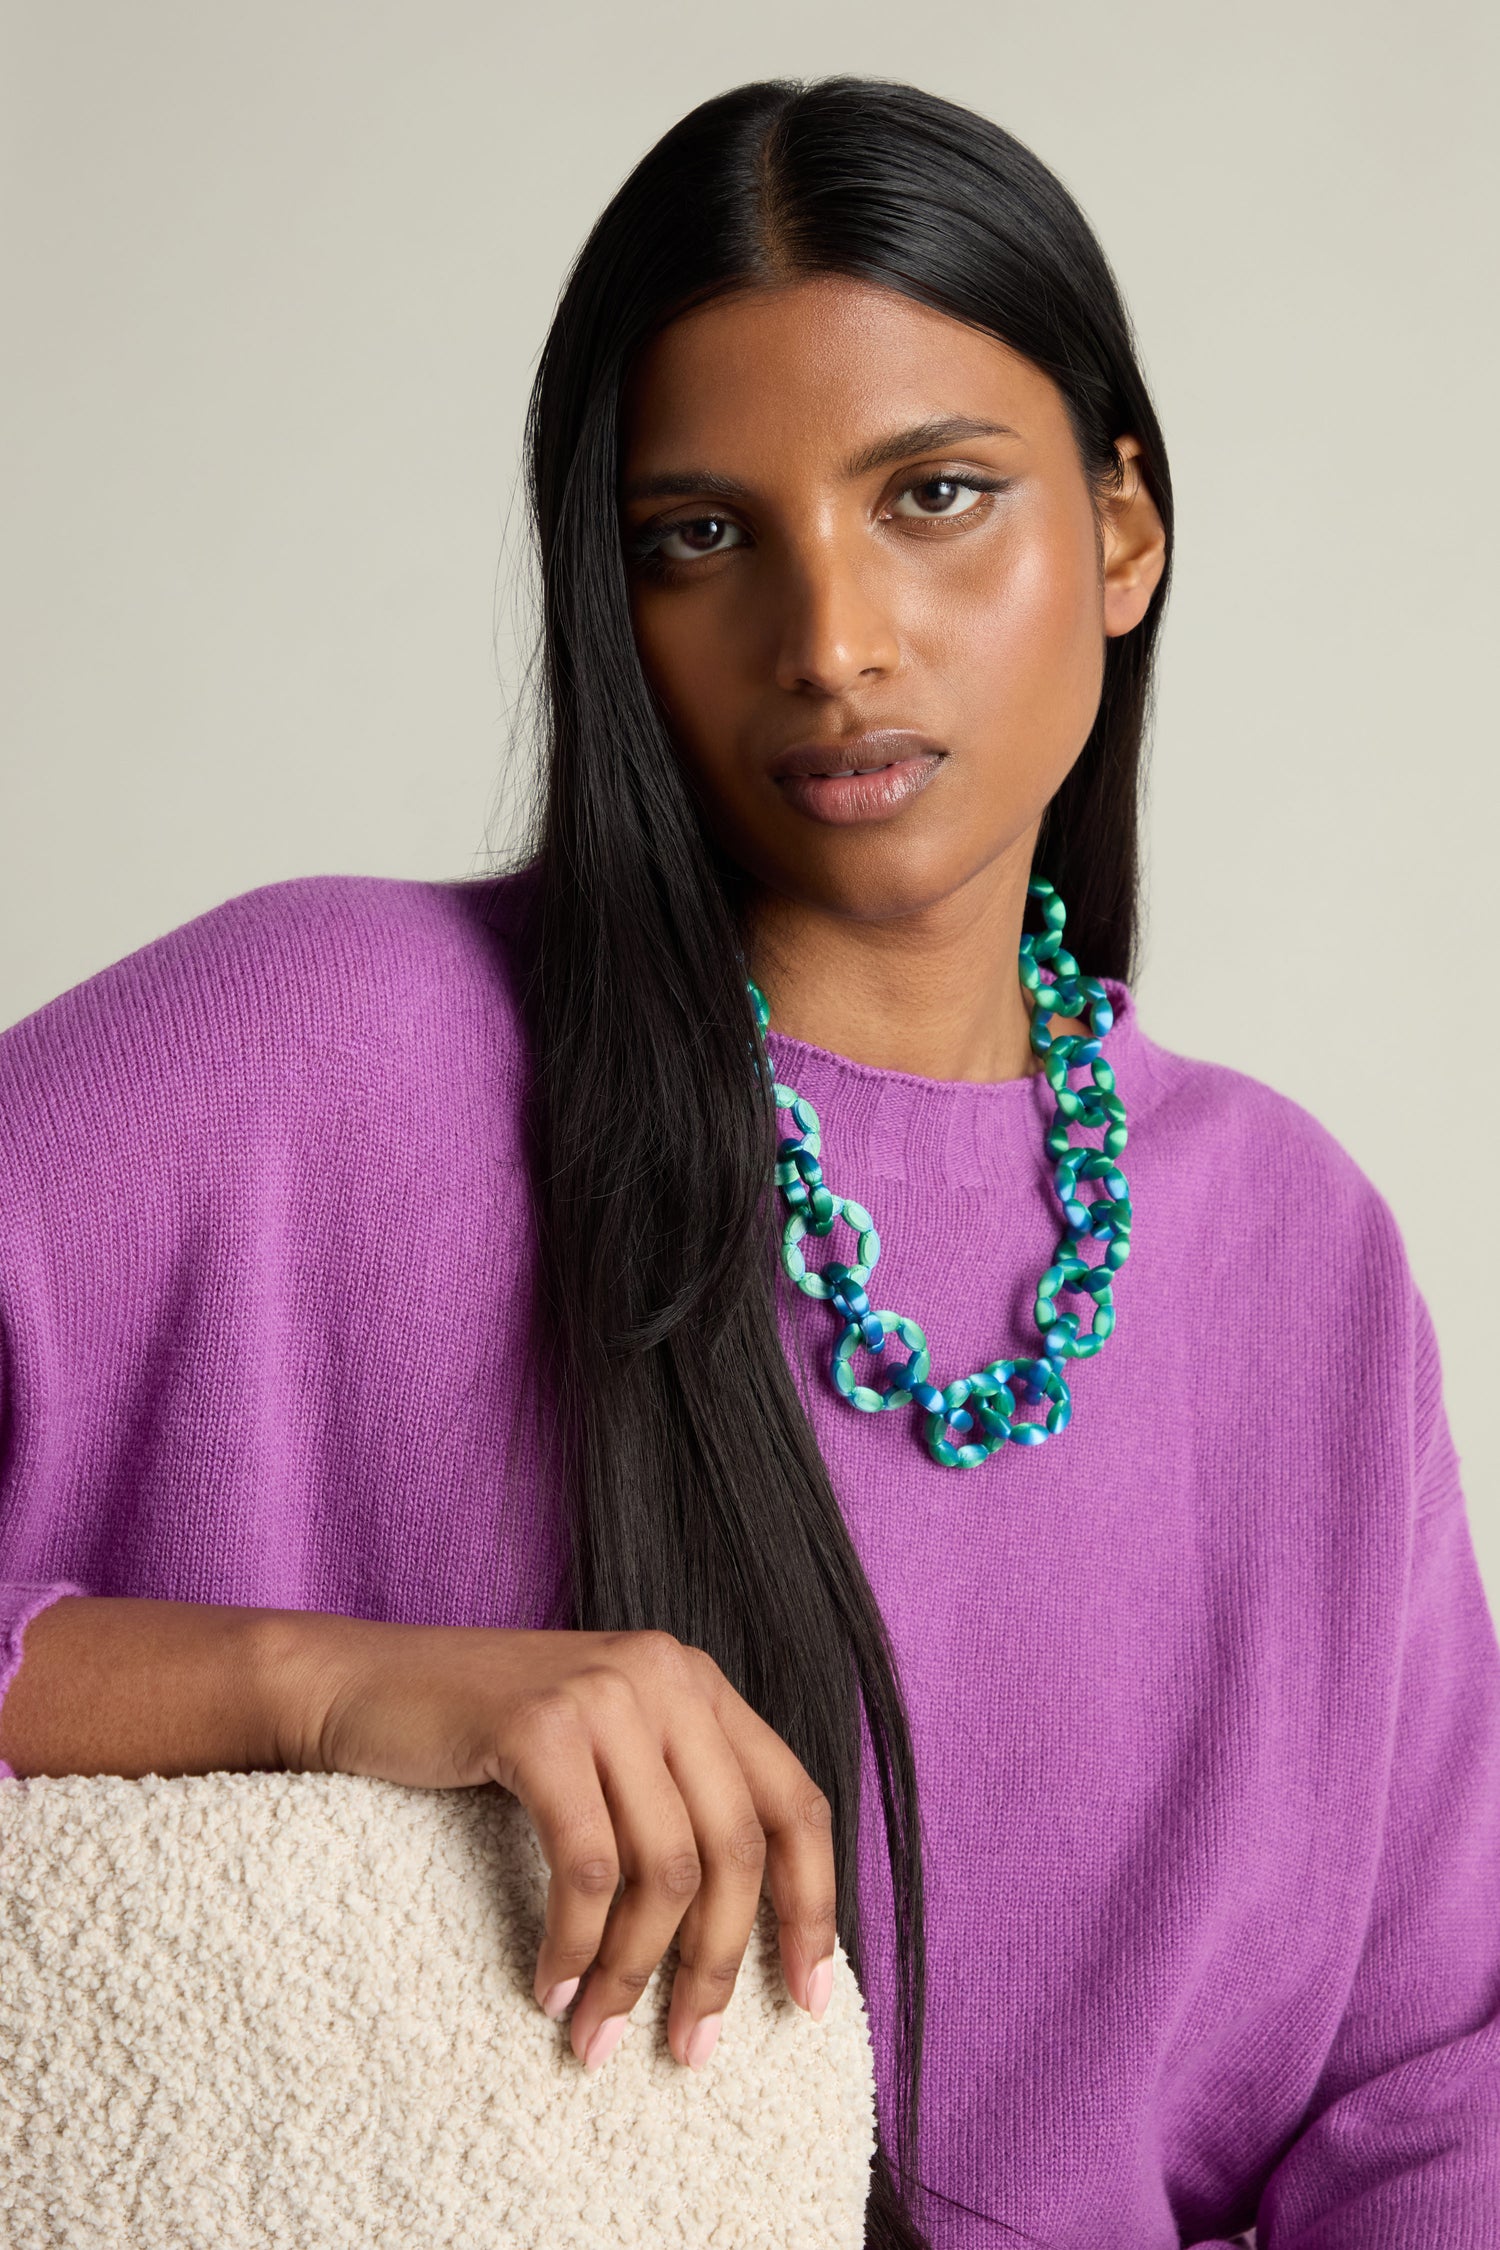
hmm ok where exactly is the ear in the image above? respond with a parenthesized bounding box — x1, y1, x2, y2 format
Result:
(1101, 435, 1167, 638)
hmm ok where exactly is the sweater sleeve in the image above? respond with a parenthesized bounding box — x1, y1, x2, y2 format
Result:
(1254, 1290, 1500, 2247)
(0, 1341, 88, 1780)
(0, 1584, 89, 1781)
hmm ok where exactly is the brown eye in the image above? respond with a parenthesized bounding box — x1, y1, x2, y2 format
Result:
(890, 477, 988, 519)
(656, 516, 747, 562)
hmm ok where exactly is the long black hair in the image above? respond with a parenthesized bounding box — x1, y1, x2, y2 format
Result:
(511, 78, 1172, 2247)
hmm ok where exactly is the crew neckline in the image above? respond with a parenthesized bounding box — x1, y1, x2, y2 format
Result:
(761, 976, 1150, 1193)
(763, 974, 1142, 1099)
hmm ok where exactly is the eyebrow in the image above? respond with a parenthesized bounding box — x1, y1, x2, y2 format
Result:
(844, 415, 1020, 477)
(619, 415, 1021, 505)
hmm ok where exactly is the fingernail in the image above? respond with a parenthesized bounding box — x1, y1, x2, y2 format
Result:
(806, 1957, 834, 2022)
(541, 1977, 580, 2020)
(582, 2014, 629, 2073)
(685, 2014, 722, 2070)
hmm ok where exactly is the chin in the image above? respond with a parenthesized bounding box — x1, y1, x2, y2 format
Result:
(767, 837, 984, 926)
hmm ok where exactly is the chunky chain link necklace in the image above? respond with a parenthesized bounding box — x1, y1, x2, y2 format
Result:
(747, 876, 1130, 1467)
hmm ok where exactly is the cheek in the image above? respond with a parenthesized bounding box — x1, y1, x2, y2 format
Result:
(627, 597, 679, 711)
(629, 595, 736, 767)
(928, 504, 1105, 766)
(629, 590, 775, 845)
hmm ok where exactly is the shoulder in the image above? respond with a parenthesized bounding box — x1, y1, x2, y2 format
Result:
(0, 865, 541, 1189)
(1123, 1004, 1415, 1325)
(1131, 1013, 1368, 1183)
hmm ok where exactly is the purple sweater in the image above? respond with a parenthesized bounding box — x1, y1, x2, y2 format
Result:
(1, 870, 1497, 2248)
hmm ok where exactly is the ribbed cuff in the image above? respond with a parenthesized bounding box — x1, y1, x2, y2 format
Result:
(0, 1581, 89, 1780)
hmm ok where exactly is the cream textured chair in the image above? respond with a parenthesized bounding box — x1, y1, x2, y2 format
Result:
(0, 1770, 875, 2248)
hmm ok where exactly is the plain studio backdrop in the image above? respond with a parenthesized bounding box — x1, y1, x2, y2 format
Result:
(3, 2, 1497, 1608)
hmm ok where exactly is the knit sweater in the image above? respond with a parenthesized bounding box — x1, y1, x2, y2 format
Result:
(0, 869, 1496, 2249)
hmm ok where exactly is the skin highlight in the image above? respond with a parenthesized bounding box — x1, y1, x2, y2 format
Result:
(621, 274, 1167, 1083)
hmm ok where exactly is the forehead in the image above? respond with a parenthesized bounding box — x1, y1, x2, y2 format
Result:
(620, 274, 1067, 474)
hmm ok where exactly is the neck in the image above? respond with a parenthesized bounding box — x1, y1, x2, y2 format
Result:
(747, 837, 1082, 1085)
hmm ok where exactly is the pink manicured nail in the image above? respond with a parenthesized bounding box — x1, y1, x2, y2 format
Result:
(685, 2014, 722, 2070)
(806, 1957, 834, 2022)
(541, 1977, 580, 2020)
(583, 2014, 629, 2073)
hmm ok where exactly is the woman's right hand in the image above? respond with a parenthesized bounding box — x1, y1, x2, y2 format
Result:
(278, 1618, 840, 2075)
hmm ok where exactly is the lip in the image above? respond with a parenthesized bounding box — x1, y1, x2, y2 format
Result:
(768, 730, 946, 827)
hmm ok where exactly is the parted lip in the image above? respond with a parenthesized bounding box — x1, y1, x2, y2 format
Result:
(766, 729, 947, 780)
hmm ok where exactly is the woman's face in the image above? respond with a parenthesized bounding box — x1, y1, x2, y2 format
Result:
(619, 274, 1165, 926)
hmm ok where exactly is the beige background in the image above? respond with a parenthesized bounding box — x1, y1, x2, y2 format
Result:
(3, 2, 1497, 1600)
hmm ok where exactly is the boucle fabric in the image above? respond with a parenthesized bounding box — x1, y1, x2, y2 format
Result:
(0, 1769, 875, 2247)
(2, 866, 1499, 2247)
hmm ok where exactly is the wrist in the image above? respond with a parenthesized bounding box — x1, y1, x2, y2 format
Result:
(247, 1606, 365, 1775)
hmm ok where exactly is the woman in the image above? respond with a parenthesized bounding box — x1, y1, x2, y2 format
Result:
(1, 76, 1496, 2250)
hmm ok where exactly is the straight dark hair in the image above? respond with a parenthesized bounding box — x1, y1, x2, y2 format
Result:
(513, 77, 1172, 2247)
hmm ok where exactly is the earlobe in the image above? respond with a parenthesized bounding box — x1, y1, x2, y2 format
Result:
(1101, 436, 1167, 639)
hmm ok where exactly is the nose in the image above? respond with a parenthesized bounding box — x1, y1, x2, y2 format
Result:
(772, 537, 900, 696)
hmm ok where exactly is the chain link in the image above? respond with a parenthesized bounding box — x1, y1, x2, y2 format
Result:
(750, 875, 1130, 1467)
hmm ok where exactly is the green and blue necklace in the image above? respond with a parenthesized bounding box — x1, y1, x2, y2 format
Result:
(747, 875, 1129, 1468)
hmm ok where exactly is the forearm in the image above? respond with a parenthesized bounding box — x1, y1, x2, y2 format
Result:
(1255, 2027, 1500, 2246)
(0, 1594, 309, 1780)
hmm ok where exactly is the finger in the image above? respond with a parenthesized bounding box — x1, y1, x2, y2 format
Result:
(708, 1676, 839, 2017)
(505, 1700, 623, 2020)
(565, 1707, 702, 2071)
(659, 1700, 769, 2068)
